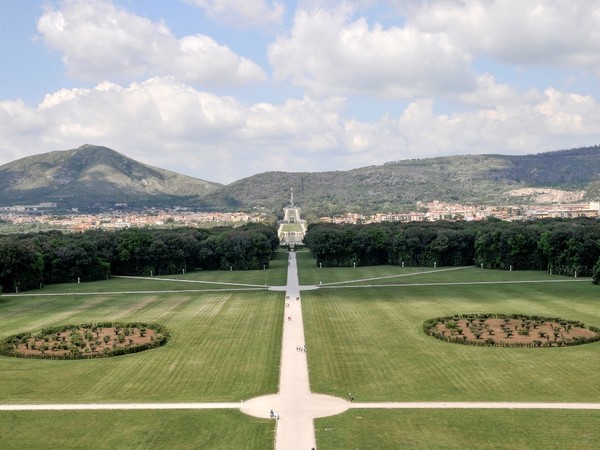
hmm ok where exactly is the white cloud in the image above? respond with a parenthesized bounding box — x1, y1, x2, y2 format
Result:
(0, 78, 348, 182)
(173, 35, 266, 85)
(456, 74, 543, 108)
(537, 88, 600, 134)
(185, 0, 285, 28)
(411, 0, 600, 69)
(244, 96, 346, 150)
(36, 0, 266, 86)
(341, 87, 600, 169)
(2, 78, 600, 183)
(268, 6, 475, 98)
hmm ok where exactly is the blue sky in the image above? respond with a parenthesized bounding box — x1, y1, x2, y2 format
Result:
(1, 0, 600, 184)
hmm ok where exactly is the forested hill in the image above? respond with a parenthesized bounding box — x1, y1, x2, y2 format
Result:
(0, 145, 222, 210)
(206, 145, 600, 216)
(1, 144, 600, 214)
(500, 146, 600, 186)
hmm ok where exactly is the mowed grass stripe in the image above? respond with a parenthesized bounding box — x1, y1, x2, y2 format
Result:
(0, 410, 274, 450)
(316, 409, 600, 450)
(0, 291, 283, 403)
(296, 251, 436, 285)
(303, 281, 600, 402)
(296, 248, 573, 286)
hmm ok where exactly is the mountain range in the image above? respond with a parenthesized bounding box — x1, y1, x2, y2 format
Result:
(1, 144, 599, 216)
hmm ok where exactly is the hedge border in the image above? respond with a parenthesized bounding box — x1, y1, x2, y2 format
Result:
(0, 322, 170, 360)
(423, 313, 600, 348)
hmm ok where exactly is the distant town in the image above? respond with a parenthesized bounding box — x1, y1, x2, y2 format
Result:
(0, 205, 268, 232)
(321, 200, 600, 225)
(1, 199, 599, 233)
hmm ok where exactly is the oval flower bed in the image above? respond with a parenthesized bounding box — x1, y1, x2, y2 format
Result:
(423, 313, 600, 348)
(0, 322, 170, 359)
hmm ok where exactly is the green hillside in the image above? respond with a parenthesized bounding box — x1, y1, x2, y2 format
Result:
(1, 144, 599, 214)
(206, 146, 600, 215)
(0, 144, 222, 210)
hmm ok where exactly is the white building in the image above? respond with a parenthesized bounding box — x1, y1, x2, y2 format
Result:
(278, 189, 307, 246)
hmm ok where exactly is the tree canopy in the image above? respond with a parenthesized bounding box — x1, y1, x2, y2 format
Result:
(304, 218, 600, 279)
(0, 224, 279, 293)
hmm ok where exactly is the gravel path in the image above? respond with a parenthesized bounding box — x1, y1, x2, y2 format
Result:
(348, 401, 600, 410)
(3, 401, 600, 412)
(242, 252, 348, 449)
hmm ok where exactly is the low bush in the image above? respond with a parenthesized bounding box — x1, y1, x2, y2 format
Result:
(423, 313, 600, 348)
(0, 322, 170, 360)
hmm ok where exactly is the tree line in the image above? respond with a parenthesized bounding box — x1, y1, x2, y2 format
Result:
(303, 218, 600, 282)
(0, 224, 279, 293)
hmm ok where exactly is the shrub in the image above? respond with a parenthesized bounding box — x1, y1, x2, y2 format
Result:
(423, 313, 599, 349)
(0, 322, 170, 360)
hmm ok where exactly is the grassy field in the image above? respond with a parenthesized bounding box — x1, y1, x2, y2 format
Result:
(302, 278, 600, 402)
(295, 249, 568, 285)
(300, 251, 600, 448)
(3, 248, 600, 449)
(0, 290, 283, 403)
(0, 410, 273, 450)
(316, 409, 600, 449)
(32, 250, 289, 294)
(279, 223, 305, 232)
(0, 261, 285, 448)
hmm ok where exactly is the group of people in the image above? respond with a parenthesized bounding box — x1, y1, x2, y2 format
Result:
(296, 344, 306, 352)
(269, 409, 279, 420)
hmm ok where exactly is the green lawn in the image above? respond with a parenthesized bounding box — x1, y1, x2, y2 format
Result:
(32, 250, 289, 294)
(0, 261, 284, 449)
(3, 249, 600, 449)
(304, 272, 600, 449)
(296, 249, 576, 286)
(0, 289, 283, 403)
(316, 409, 600, 449)
(279, 223, 305, 232)
(303, 279, 600, 402)
(0, 410, 274, 450)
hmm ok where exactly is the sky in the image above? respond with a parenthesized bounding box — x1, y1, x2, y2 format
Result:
(1, 1, 600, 184)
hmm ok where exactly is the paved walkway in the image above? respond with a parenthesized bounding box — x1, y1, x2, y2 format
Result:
(3, 401, 600, 412)
(242, 252, 348, 449)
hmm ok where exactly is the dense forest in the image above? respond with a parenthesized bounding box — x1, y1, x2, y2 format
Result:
(0, 224, 279, 293)
(3, 218, 600, 294)
(303, 218, 600, 283)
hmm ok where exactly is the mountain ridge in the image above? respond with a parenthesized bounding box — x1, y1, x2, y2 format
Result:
(207, 147, 600, 216)
(1, 144, 599, 215)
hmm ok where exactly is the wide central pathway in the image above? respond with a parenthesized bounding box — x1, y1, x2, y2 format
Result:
(241, 252, 348, 449)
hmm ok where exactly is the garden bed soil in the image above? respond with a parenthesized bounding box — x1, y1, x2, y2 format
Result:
(434, 318, 597, 346)
(15, 326, 161, 357)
